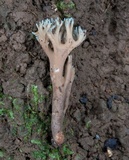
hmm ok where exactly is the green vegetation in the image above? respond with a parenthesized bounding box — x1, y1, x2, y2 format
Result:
(85, 120, 92, 130)
(32, 143, 73, 160)
(30, 84, 45, 107)
(0, 150, 4, 158)
(56, 0, 76, 17)
(0, 85, 73, 160)
(56, 1, 75, 10)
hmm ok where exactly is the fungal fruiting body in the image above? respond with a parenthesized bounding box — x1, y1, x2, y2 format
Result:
(33, 17, 86, 145)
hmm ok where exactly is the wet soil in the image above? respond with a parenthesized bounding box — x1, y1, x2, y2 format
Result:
(0, 0, 129, 159)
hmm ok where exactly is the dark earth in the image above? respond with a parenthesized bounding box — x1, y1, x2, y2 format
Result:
(0, 0, 129, 159)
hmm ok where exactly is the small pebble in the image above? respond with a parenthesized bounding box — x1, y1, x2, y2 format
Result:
(95, 134, 100, 140)
(103, 138, 120, 152)
(107, 95, 119, 109)
(107, 147, 113, 157)
(90, 27, 97, 36)
(79, 94, 87, 105)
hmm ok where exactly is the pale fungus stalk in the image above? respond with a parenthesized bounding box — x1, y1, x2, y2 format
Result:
(32, 17, 86, 145)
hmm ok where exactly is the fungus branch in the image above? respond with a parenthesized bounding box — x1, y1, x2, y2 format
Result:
(33, 17, 86, 146)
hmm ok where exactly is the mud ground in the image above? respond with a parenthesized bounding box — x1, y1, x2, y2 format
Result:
(0, 0, 129, 159)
